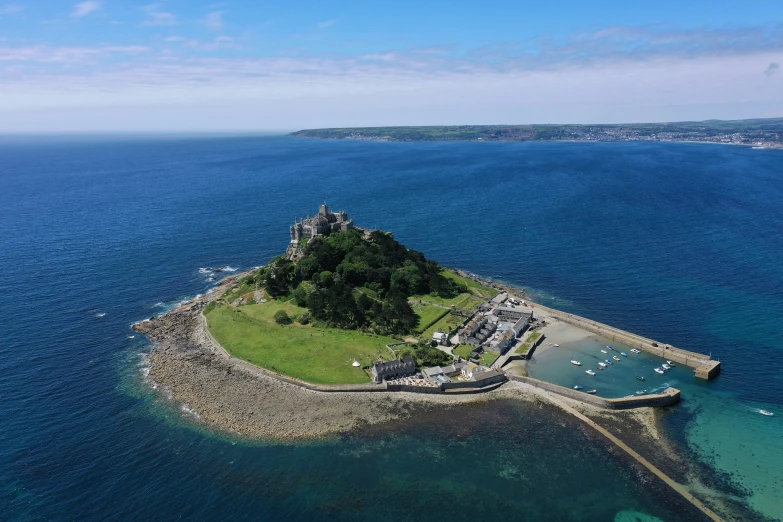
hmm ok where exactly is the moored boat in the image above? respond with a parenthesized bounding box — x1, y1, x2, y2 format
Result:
(662, 364, 671, 370)
(573, 385, 583, 390)
(607, 346, 613, 350)
(620, 352, 627, 357)
(605, 359, 612, 365)
(586, 370, 596, 376)
(654, 367, 665, 374)
(666, 360, 675, 366)
(613, 356, 620, 361)
(635, 390, 647, 395)
(631, 349, 641, 354)
(600, 349, 608, 354)
(586, 389, 597, 394)
(636, 375, 645, 381)
(570, 360, 582, 366)
(598, 362, 607, 368)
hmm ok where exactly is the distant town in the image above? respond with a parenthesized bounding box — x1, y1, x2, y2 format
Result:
(290, 117, 783, 149)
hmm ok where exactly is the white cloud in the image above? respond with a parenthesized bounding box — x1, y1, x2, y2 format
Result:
(204, 11, 222, 30)
(143, 4, 176, 26)
(71, 1, 101, 18)
(0, 3, 23, 15)
(317, 19, 336, 28)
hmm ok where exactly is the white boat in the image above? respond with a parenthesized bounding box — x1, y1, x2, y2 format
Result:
(586, 370, 596, 376)
(620, 352, 627, 357)
(586, 389, 597, 394)
(554, 344, 560, 347)
(666, 360, 675, 366)
(662, 364, 671, 370)
(605, 359, 612, 365)
(574, 385, 583, 390)
(631, 349, 641, 354)
(760, 410, 774, 416)
(600, 350, 608, 354)
(570, 360, 582, 366)
(598, 362, 607, 368)
(654, 367, 665, 374)
(613, 356, 620, 361)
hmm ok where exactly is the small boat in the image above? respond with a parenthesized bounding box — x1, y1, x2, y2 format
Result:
(620, 352, 627, 357)
(600, 350, 608, 354)
(573, 385, 584, 390)
(554, 344, 560, 347)
(636, 375, 645, 381)
(605, 359, 612, 365)
(760, 410, 774, 416)
(607, 345, 613, 350)
(586, 370, 596, 376)
(662, 364, 671, 370)
(635, 390, 647, 395)
(598, 362, 607, 368)
(654, 367, 665, 374)
(613, 356, 621, 361)
(586, 389, 597, 394)
(666, 360, 675, 366)
(570, 360, 582, 366)
(631, 349, 641, 354)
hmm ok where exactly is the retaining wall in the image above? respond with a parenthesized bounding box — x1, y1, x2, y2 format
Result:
(507, 375, 680, 409)
(532, 303, 720, 380)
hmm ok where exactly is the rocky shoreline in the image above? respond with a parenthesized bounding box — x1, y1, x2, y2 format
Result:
(132, 272, 666, 443)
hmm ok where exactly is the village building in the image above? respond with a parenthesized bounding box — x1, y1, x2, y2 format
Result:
(421, 362, 466, 383)
(432, 331, 449, 345)
(371, 357, 416, 383)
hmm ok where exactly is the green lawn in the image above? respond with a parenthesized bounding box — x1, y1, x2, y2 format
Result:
(420, 311, 462, 339)
(411, 303, 450, 333)
(205, 300, 399, 384)
(453, 344, 498, 366)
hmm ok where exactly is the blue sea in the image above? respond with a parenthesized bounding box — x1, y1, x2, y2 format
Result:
(1, 135, 781, 521)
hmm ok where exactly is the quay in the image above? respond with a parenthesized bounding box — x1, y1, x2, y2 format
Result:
(529, 302, 720, 380)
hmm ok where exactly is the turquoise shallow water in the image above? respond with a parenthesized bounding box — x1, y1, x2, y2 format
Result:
(1, 135, 781, 520)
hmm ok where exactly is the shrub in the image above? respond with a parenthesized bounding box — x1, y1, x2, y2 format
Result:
(297, 312, 311, 325)
(273, 310, 292, 325)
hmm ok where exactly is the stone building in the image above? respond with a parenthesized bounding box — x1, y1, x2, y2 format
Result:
(286, 204, 354, 259)
(371, 357, 416, 383)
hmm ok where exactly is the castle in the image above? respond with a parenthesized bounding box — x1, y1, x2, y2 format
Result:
(286, 204, 354, 259)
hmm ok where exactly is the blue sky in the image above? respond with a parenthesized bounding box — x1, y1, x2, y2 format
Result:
(1, 1, 782, 131)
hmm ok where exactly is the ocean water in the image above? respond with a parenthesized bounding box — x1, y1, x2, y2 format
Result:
(1, 135, 781, 520)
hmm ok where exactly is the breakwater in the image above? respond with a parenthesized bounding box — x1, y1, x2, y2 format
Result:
(507, 375, 681, 409)
(529, 302, 721, 380)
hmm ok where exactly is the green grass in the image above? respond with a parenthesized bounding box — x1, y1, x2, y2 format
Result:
(441, 269, 499, 299)
(481, 351, 499, 366)
(205, 300, 399, 384)
(420, 312, 462, 339)
(412, 304, 450, 333)
(453, 345, 498, 366)
(453, 345, 478, 360)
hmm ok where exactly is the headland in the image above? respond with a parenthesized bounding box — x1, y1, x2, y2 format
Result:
(289, 117, 783, 149)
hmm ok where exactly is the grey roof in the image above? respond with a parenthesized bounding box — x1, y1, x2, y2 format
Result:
(472, 369, 504, 381)
(422, 366, 444, 377)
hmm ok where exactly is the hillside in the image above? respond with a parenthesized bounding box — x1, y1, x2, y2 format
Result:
(289, 117, 783, 145)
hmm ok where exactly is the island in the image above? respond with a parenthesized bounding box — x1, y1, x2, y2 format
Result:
(133, 204, 725, 520)
(289, 117, 783, 149)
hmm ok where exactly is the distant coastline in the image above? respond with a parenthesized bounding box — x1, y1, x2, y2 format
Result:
(289, 117, 783, 149)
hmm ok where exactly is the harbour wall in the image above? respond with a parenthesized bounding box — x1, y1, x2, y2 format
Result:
(530, 302, 721, 380)
(507, 375, 681, 409)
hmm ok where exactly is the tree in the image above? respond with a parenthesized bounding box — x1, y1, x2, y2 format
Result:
(273, 310, 291, 324)
(297, 312, 311, 325)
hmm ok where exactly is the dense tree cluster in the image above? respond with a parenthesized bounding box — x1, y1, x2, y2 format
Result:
(258, 229, 467, 335)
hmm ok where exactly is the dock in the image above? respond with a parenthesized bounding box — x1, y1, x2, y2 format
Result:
(527, 302, 721, 380)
